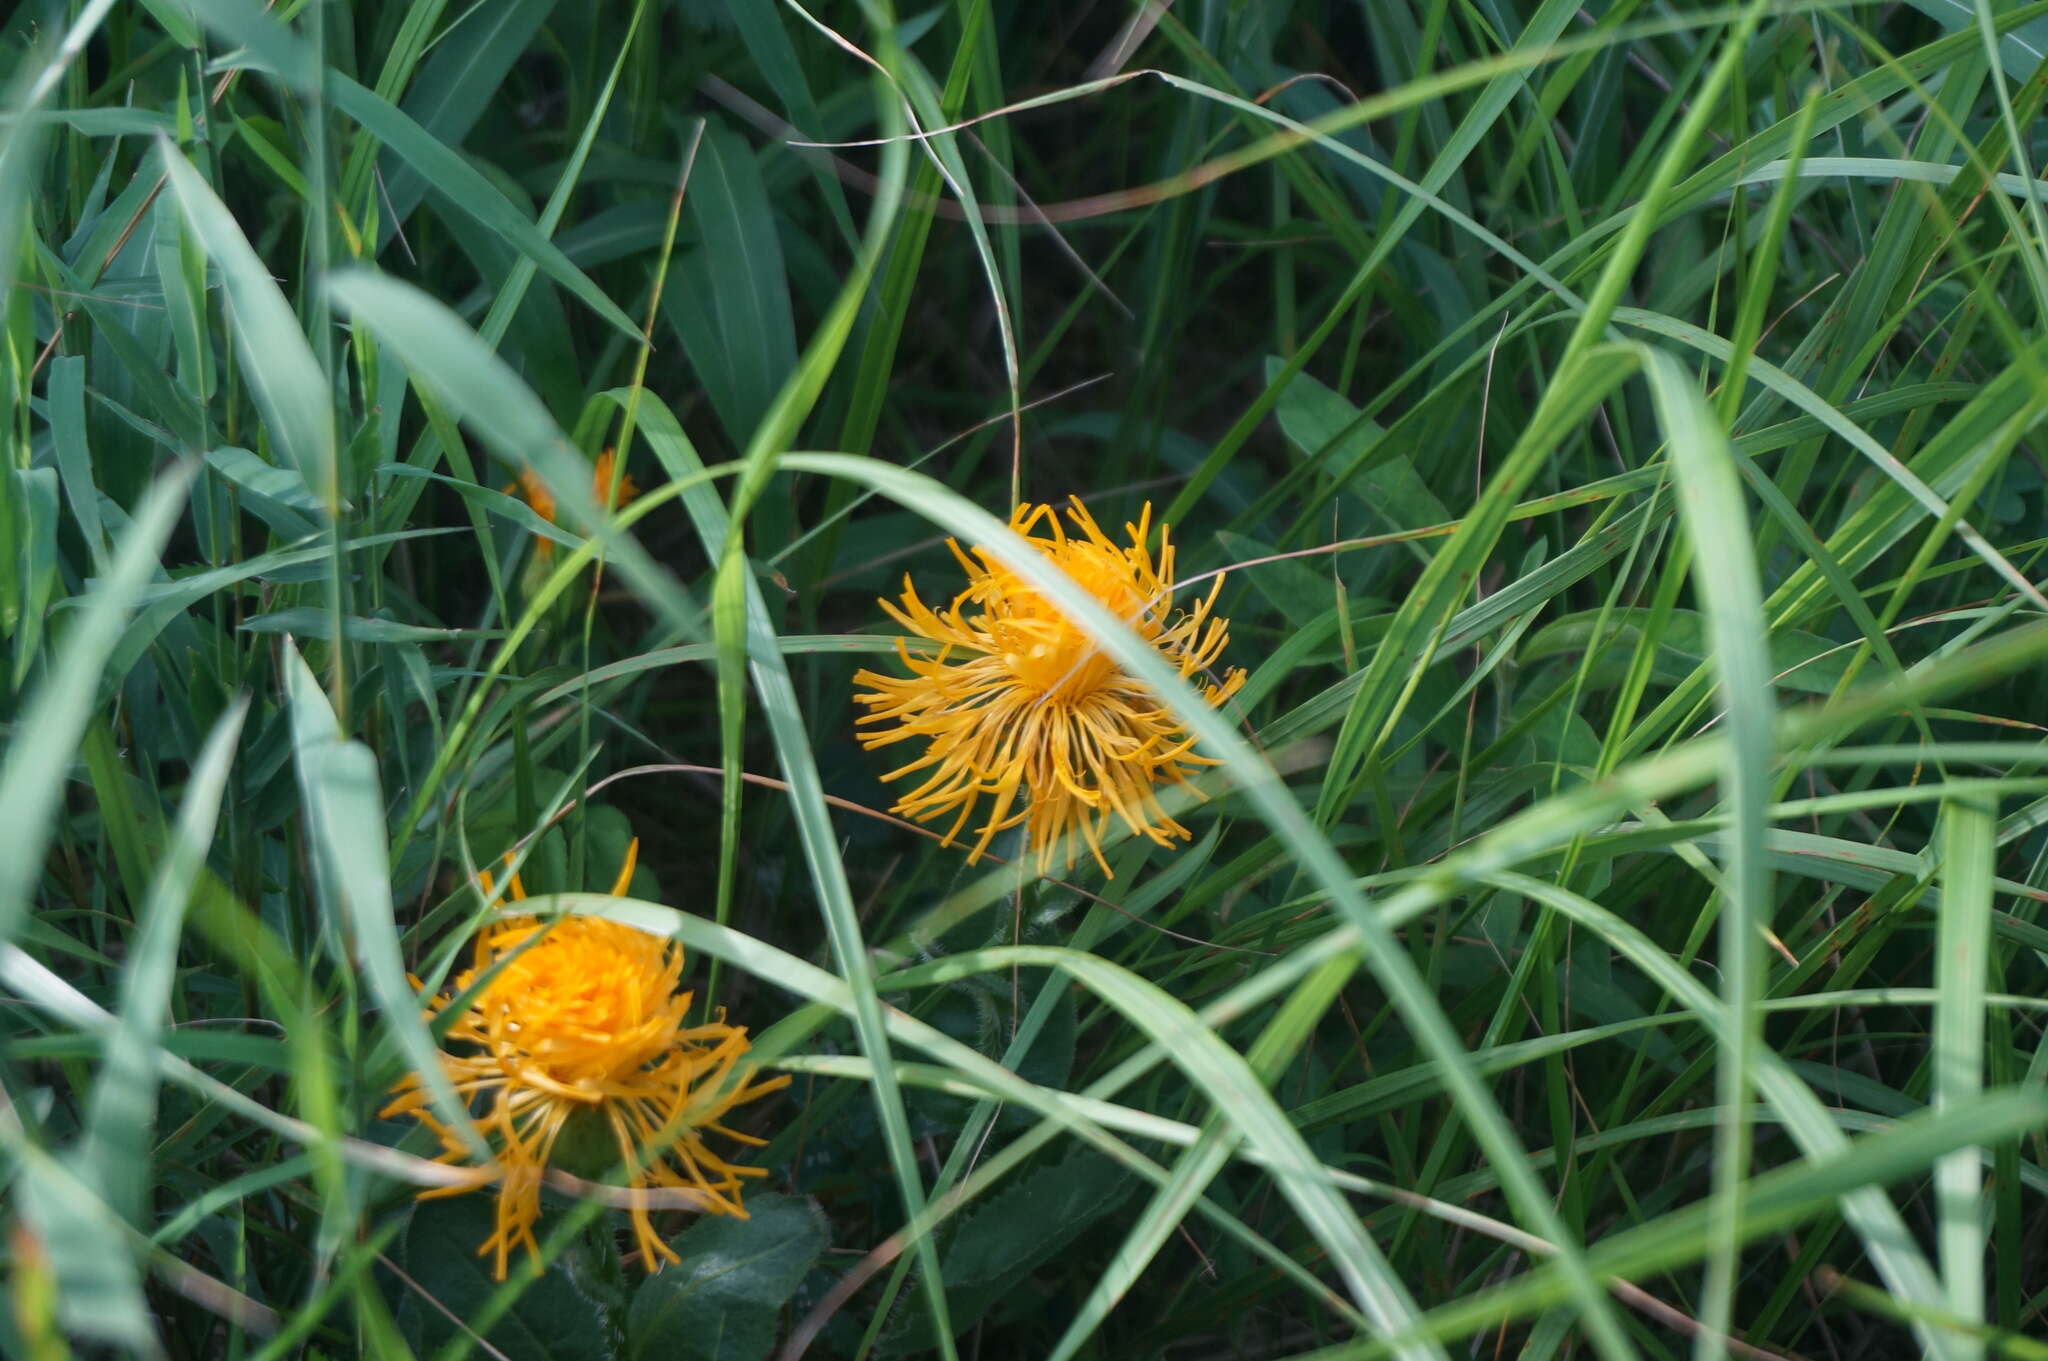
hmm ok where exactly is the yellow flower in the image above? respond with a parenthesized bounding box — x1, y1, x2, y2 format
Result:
(382, 841, 786, 1279)
(852, 498, 1245, 877)
(509, 449, 640, 560)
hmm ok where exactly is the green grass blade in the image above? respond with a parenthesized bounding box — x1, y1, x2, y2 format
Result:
(324, 270, 698, 647)
(282, 638, 486, 1159)
(0, 464, 193, 949)
(5, 1133, 164, 1358)
(80, 696, 251, 1224)
(159, 138, 337, 509)
(328, 77, 640, 340)
(1482, 870, 1973, 1361)
(1639, 348, 1773, 1360)
(1936, 793, 1997, 1360)
(367, 0, 556, 236)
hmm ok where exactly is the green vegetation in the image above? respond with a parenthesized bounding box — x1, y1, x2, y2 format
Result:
(7, 1, 2048, 1357)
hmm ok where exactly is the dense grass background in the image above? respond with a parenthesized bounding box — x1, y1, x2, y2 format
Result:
(10, 0, 2048, 1356)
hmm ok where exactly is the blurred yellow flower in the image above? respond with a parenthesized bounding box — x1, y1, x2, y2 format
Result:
(382, 840, 785, 1279)
(853, 498, 1244, 876)
(509, 449, 640, 560)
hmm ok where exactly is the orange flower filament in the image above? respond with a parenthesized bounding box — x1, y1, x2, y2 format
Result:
(853, 498, 1244, 876)
(381, 841, 785, 1279)
(510, 449, 640, 560)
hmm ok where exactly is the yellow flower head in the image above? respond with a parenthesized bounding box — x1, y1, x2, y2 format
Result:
(382, 841, 786, 1280)
(510, 449, 641, 560)
(852, 498, 1245, 877)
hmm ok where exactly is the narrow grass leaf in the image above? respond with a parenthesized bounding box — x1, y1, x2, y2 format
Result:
(373, 0, 557, 237)
(0, 464, 193, 948)
(330, 76, 640, 340)
(8, 1141, 162, 1357)
(1936, 793, 1997, 1357)
(82, 697, 250, 1224)
(282, 639, 485, 1158)
(179, 0, 319, 90)
(159, 140, 336, 508)
(1641, 347, 1773, 1359)
(47, 358, 107, 574)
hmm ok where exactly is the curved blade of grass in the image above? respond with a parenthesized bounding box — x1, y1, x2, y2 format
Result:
(325, 270, 698, 650)
(1639, 347, 1773, 1360)
(282, 639, 486, 1160)
(550, 898, 1434, 1350)
(159, 138, 336, 511)
(4, 1130, 163, 1358)
(81, 696, 251, 1224)
(328, 77, 639, 340)
(1615, 308, 2048, 618)
(1734, 153, 2048, 203)
(1047, 955, 1438, 1360)
(1936, 793, 1997, 1358)
(0, 463, 193, 949)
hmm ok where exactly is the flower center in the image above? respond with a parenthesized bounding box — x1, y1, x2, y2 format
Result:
(477, 924, 682, 1086)
(983, 545, 1164, 701)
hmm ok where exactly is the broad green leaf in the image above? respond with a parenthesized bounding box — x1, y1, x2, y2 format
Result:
(46, 357, 107, 574)
(1214, 530, 1345, 628)
(205, 444, 323, 536)
(1265, 357, 1446, 543)
(395, 1196, 619, 1361)
(662, 120, 799, 450)
(625, 1194, 827, 1361)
